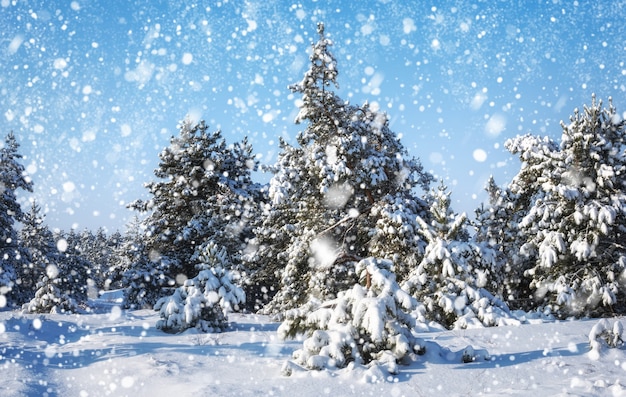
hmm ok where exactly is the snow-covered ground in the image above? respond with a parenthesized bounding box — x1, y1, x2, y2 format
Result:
(1, 295, 625, 397)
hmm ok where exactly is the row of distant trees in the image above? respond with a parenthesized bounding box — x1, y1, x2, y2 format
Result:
(0, 147, 122, 312)
(2, 24, 625, 342)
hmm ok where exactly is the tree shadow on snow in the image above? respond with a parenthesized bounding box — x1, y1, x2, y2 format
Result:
(229, 319, 281, 333)
(388, 340, 589, 383)
(451, 342, 590, 370)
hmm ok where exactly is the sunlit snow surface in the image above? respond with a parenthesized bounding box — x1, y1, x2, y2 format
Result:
(2, 1, 626, 230)
(1, 296, 625, 396)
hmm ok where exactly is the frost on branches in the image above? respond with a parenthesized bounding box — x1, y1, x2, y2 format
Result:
(279, 257, 424, 376)
(402, 183, 512, 329)
(155, 242, 245, 333)
(504, 96, 626, 318)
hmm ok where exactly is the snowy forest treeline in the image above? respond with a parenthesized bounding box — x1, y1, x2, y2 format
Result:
(2, 23, 626, 369)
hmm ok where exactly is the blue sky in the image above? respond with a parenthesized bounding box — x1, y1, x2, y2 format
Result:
(2, 0, 626, 231)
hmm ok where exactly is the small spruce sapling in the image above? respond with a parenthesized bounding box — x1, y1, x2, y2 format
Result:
(155, 242, 245, 333)
(279, 257, 424, 376)
(25, 273, 81, 314)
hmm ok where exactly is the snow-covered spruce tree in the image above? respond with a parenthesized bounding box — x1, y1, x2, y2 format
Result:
(109, 216, 142, 283)
(247, 23, 432, 315)
(74, 228, 121, 294)
(0, 131, 33, 308)
(402, 182, 511, 329)
(279, 257, 424, 375)
(127, 120, 259, 308)
(155, 241, 245, 333)
(25, 267, 81, 314)
(19, 202, 65, 311)
(49, 230, 91, 309)
(473, 176, 534, 307)
(21, 209, 87, 313)
(113, 216, 167, 308)
(504, 96, 626, 318)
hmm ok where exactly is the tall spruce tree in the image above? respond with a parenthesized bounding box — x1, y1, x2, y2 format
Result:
(247, 23, 432, 316)
(0, 131, 33, 308)
(126, 119, 258, 307)
(501, 96, 626, 317)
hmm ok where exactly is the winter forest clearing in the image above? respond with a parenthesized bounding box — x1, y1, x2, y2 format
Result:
(3, 1, 626, 396)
